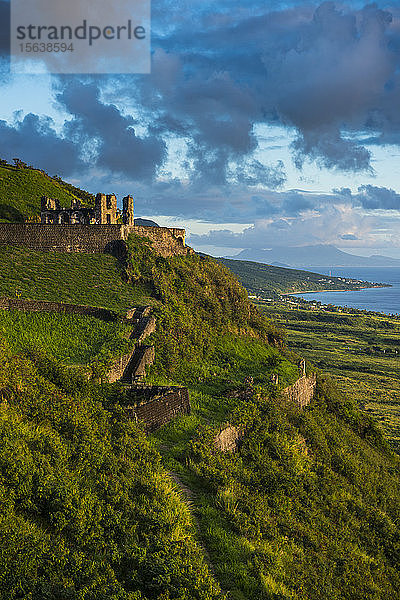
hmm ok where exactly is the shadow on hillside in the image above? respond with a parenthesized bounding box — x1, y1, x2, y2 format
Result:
(0, 205, 24, 222)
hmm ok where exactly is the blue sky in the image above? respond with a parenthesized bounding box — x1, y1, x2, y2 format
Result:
(2, 1, 400, 256)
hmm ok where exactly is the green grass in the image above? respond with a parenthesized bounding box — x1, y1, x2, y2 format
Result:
(0, 309, 131, 365)
(0, 161, 94, 221)
(0, 246, 153, 311)
(259, 301, 400, 448)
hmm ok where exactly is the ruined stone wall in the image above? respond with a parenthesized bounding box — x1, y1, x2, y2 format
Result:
(0, 223, 193, 258)
(0, 224, 127, 255)
(124, 225, 192, 257)
(283, 374, 317, 408)
(125, 386, 191, 432)
(108, 351, 136, 383)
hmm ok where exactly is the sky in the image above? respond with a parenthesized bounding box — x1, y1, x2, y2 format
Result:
(1, 1, 400, 257)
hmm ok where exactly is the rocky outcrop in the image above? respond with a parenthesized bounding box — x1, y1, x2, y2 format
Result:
(214, 424, 243, 453)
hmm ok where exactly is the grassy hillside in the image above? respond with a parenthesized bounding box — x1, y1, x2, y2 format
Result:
(181, 378, 400, 600)
(259, 301, 400, 449)
(0, 246, 152, 311)
(0, 160, 94, 221)
(0, 342, 223, 599)
(0, 235, 399, 599)
(0, 309, 132, 365)
(219, 257, 384, 299)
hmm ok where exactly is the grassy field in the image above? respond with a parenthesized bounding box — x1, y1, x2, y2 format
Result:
(0, 309, 132, 365)
(0, 246, 153, 311)
(258, 301, 400, 448)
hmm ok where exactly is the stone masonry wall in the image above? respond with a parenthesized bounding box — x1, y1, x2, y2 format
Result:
(108, 351, 136, 383)
(0, 223, 193, 258)
(125, 387, 191, 432)
(283, 374, 317, 408)
(0, 297, 191, 432)
(0, 223, 127, 255)
(129, 225, 192, 257)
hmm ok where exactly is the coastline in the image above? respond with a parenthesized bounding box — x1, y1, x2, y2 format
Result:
(281, 284, 389, 296)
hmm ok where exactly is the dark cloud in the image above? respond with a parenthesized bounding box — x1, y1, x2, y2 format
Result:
(0, 113, 82, 175)
(141, 2, 400, 174)
(355, 184, 400, 210)
(340, 233, 358, 240)
(58, 82, 166, 181)
(292, 128, 372, 172)
(336, 184, 400, 210)
(141, 52, 261, 184)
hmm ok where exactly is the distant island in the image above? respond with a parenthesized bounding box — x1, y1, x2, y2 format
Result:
(227, 244, 400, 268)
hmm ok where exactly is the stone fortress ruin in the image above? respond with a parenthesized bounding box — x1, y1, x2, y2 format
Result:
(0, 193, 192, 258)
(41, 193, 134, 226)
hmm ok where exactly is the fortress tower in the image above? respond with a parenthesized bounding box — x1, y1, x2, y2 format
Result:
(95, 193, 118, 224)
(122, 195, 134, 225)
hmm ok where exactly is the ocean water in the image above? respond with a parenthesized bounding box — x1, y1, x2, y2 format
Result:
(290, 267, 400, 316)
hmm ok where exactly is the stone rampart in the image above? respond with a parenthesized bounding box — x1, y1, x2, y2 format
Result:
(124, 386, 191, 432)
(0, 223, 193, 258)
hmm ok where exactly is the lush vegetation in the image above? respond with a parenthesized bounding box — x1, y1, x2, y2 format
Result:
(259, 301, 400, 449)
(0, 232, 400, 600)
(219, 258, 382, 300)
(0, 309, 131, 365)
(0, 339, 223, 599)
(0, 160, 94, 221)
(125, 235, 294, 391)
(180, 378, 400, 600)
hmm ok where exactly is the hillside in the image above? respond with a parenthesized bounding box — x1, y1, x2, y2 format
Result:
(0, 237, 399, 599)
(218, 257, 384, 299)
(0, 345, 223, 600)
(0, 160, 94, 221)
(260, 301, 400, 449)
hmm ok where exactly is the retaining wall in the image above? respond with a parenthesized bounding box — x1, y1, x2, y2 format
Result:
(124, 386, 191, 432)
(0, 223, 193, 257)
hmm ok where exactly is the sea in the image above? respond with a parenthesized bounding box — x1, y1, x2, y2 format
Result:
(290, 267, 400, 316)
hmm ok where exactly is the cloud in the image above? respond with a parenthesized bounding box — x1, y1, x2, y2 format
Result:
(340, 233, 359, 240)
(58, 82, 166, 181)
(3, 0, 400, 228)
(354, 184, 400, 210)
(0, 113, 82, 175)
(233, 159, 286, 189)
(143, 2, 400, 174)
(190, 204, 377, 250)
(336, 184, 400, 210)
